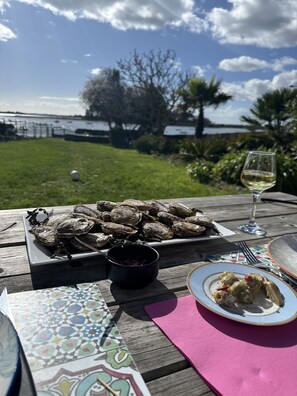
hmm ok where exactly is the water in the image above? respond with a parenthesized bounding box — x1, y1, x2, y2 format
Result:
(0, 112, 250, 137)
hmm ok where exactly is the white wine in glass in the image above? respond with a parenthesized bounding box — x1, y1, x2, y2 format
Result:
(239, 151, 276, 236)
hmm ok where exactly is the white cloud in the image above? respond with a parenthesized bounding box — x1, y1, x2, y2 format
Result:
(192, 65, 205, 76)
(219, 56, 269, 72)
(219, 56, 297, 73)
(61, 59, 78, 64)
(222, 69, 297, 102)
(16, 0, 205, 32)
(90, 68, 102, 76)
(208, 0, 297, 48)
(4, 99, 84, 115)
(0, 22, 16, 41)
(40, 96, 79, 101)
(205, 104, 248, 125)
(271, 57, 297, 72)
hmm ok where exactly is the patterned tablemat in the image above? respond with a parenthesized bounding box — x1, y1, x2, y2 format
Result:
(9, 283, 151, 396)
(208, 243, 272, 266)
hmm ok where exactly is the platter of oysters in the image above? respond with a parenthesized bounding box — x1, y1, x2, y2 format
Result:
(23, 199, 235, 266)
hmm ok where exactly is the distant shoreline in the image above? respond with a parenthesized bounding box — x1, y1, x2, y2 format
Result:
(0, 111, 246, 129)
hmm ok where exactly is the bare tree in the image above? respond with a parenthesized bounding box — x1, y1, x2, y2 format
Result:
(117, 49, 188, 134)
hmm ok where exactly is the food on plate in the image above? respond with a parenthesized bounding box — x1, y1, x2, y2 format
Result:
(27, 200, 220, 259)
(263, 279, 284, 306)
(213, 271, 284, 307)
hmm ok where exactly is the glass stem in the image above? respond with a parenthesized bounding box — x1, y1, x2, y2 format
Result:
(249, 192, 260, 227)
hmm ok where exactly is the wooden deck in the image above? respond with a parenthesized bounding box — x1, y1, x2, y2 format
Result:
(1, 191, 297, 395)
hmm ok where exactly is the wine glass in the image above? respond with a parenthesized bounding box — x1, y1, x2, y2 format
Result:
(239, 151, 276, 236)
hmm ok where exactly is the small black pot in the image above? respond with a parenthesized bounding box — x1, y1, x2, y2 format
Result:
(105, 243, 159, 289)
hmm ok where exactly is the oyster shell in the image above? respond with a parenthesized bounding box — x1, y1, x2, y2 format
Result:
(45, 213, 72, 228)
(96, 200, 117, 211)
(73, 204, 102, 223)
(147, 200, 169, 216)
(142, 220, 174, 241)
(100, 222, 138, 238)
(56, 218, 95, 238)
(32, 225, 61, 247)
(171, 221, 206, 237)
(157, 211, 182, 226)
(122, 199, 153, 211)
(71, 232, 112, 251)
(110, 205, 142, 227)
(185, 214, 214, 228)
(168, 202, 195, 218)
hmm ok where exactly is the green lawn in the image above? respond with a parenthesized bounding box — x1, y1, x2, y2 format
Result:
(0, 139, 240, 209)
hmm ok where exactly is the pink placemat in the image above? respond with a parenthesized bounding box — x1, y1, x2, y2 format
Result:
(145, 295, 297, 396)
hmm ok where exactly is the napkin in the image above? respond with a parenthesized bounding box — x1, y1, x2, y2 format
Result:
(145, 295, 297, 396)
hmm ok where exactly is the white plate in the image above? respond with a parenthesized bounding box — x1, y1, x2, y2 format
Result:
(23, 213, 235, 266)
(0, 311, 20, 395)
(187, 262, 297, 326)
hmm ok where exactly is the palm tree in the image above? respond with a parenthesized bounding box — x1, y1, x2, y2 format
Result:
(240, 88, 296, 137)
(178, 75, 232, 138)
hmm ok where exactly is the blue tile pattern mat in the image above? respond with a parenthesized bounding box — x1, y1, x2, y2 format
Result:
(9, 283, 151, 395)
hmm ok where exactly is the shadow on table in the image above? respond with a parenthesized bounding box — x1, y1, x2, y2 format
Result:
(99, 279, 178, 346)
(196, 302, 297, 348)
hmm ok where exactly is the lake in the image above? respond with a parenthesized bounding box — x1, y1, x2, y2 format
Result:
(0, 112, 251, 137)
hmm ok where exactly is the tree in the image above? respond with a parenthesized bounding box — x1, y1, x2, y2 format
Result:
(117, 49, 188, 134)
(286, 90, 297, 136)
(80, 68, 126, 129)
(240, 88, 297, 139)
(177, 75, 232, 138)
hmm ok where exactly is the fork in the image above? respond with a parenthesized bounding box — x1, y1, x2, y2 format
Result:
(236, 241, 270, 268)
(237, 240, 297, 286)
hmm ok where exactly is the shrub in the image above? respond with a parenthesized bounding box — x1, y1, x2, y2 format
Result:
(109, 127, 142, 148)
(172, 136, 228, 164)
(0, 122, 17, 141)
(227, 132, 275, 153)
(134, 134, 179, 155)
(212, 151, 248, 185)
(276, 152, 297, 194)
(187, 159, 215, 184)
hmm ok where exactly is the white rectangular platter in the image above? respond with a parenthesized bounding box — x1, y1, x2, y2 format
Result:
(23, 214, 235, 267)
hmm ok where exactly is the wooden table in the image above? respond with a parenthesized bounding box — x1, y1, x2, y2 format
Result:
(1, 191, 297, 395)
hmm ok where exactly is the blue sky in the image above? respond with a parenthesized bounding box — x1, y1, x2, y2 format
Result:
(1, 0, 297, 124)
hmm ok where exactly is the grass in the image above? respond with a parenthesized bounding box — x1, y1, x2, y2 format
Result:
(0, 139, 240, 209)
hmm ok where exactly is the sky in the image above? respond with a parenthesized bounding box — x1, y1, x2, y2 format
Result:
(0, 0, 297, 124)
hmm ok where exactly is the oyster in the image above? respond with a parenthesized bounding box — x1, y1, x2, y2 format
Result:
(147, 200, 169, 216)
(45, 213, 72, 228)
(185, 214, 214, 228)
(101, 211, 112, 222)
(172, 221, 206, 237)
(32, 225, 61, 247)
(122, 199, 153, 211)
(157, 211, 183, 227)
(73, 204, 102, 223)
(96, 200, 117, 211)
(142, 220, 174, 241)
(71, 232, 112, 251)
(56, 218, 95, 238)
(100, 222, 138, 238)
(168, 202, 195, 218)
(110, 205, 142, 227)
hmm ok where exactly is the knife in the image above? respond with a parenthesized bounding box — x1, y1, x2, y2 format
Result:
(261, 198, 297, 205)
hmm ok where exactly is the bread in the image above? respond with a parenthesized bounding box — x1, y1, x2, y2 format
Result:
(263, 280, 284, 307)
